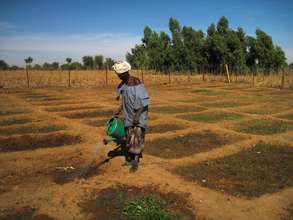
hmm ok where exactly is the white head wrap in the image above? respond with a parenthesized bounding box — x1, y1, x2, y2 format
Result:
(112, 61, 131, 74)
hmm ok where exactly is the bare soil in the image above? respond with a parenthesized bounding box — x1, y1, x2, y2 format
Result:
(172, 142, 293, 198)
(0, 82, 292, 220)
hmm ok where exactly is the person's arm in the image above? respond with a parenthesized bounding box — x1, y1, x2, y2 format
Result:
(133, 105, 148, 125)
(114, 104, 123, 116)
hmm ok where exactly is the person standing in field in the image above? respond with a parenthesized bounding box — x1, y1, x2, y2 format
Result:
(113, 61, 149, 170)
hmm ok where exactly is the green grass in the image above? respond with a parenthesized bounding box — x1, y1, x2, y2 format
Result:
(191, 89, 228, 96)
(172, 142, 293, 198)
(151, 106, 205, 114)
(178, 111, 243, 123)
(234, 119, 293, 135)
(122, 195, 179, 220)
(79, 186, 194, 220)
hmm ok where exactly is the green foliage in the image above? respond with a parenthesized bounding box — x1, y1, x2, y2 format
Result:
(122, 195, 179, 220)
(94, 55, 104, 69)
(126, 16, 287, 74)
(82, 56, 94, 69)
(0, 60, 9, 70)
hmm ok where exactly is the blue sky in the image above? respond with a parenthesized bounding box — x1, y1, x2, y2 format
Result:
(0, 0, 292, 66)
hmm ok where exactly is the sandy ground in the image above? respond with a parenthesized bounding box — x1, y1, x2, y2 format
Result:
(0, 81, 292, 220)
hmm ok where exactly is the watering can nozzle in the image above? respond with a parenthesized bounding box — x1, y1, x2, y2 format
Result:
(103, 138, 109, 145)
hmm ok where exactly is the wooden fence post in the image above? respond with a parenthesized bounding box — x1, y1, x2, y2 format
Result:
(281, 68, 285, 89)
(68, 70, 71, 87)
(105, 67, 108, 85)
(26, 68, 30, 88)
(225, 64, 231, 83)
(141, 69, 144, 83)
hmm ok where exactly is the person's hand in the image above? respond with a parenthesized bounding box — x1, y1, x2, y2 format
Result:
(133, 117, 139, 126)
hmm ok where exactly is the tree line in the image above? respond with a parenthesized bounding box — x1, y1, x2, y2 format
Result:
(0, 55, 115, 71)
(126, 16, 290, 74)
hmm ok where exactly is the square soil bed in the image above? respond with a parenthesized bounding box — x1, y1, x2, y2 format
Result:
(0, 118, 32, 126)
(151, 106, 206, 114)
(147, 124, 186, 134)
(83, 118, 107, 127)
(79, 185, 195, 220)
(0, 124, 65, 135)
(178, 111, 243, 123)
(199, 100, 251, 108)
(191, 89, 228, 96)
(237, 103, 292, 115)
(0, 133, 82, 152)
(172, 142, 293, 198)
(277, 113, 293, 121)
(45, 105, 98, 112)
(233, 119, 293, 135)
(63, 110, 113, 119)
(145, 129, 244, 158)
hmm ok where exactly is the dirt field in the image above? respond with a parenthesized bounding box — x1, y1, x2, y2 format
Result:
(0, 81, 292, 220)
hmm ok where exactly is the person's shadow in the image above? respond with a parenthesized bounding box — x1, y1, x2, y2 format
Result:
(106, 139, 132, 162)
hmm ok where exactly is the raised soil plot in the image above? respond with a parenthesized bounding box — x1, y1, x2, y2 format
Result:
(178, 111, 243, 123)
(147, 124, 186, 134)
(233, 119, 293, 135)
(63, 110, 113, 119)
(172, 142, 293, 198)
(79, 185, 195, 220)
(0, 133, 82, 152)
(151, 106, 206, 114)
(145, 130, 243, 159)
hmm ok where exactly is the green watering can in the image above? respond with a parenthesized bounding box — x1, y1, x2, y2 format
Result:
(104, 117, 126, 144)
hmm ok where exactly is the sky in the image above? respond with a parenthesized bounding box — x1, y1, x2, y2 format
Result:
(0, 0, 292, 66)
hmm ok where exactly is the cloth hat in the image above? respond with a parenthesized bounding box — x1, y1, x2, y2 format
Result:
(112, 61, 131, 74)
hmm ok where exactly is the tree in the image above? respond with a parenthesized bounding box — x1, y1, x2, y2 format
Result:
(82, 56, 94, 69)
(33, 64, 42, 70)
(0, 60, 9, 70)
(94, 55, 104, 70)
(71, 61, 82, 70)
(272, 46, 286, 72)
(217, 16, 229, 36)
(24, 56, 33, 88)
(24, 56, 33, 68)
(51, 62, 59, 70)
(104, 58, 115, 69)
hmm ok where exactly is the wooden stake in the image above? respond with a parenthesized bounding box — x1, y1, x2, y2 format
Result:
(26, 68, 30, 88)
(68, 70, 71, 87)
(281, 68, 285, 89)
(141, 69, 144, 83)
(224, 64, 231, 83)
(168, 71, 171, 84)
(105, 66, 108, 85)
